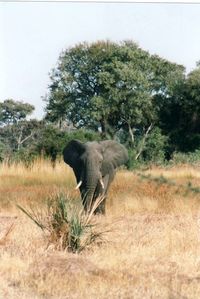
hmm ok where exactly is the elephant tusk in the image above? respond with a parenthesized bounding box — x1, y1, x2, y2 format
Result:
(75, 180, 82, 190)
(99, 178, 104, 189)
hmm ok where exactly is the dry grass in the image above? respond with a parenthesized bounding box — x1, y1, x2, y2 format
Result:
(0, 159, 75, 210)
(1, 160, 200, 298)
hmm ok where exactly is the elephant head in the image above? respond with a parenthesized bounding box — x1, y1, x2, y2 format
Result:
(63, 139, 128, 214)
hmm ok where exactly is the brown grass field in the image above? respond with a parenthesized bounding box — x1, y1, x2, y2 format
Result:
(1, 160, 200, 299)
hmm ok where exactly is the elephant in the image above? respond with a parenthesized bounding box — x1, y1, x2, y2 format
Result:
(63, 139, 128, 214)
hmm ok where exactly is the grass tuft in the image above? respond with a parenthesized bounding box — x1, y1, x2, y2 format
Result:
(17, 192, 109, 253)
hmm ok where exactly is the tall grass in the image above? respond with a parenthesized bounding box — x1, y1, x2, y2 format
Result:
(0, 158, 73, 186)
(0, 158, 75, 209)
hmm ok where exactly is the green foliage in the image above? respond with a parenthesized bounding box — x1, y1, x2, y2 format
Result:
(0, 119, 44, 164)
(142, 127, 168, 163)
(0, 100, 41, 164)
(45, 40, 185, 144)
(126, 128, 168, 169)
(171, 150, 200, 165)
(66, 128, 102, 143)
(0, 99, 34, 125)
(12, 148, 38, 167)
(158, 64, 200, 154)
(35, 125, 66, 162)
(18, 193, 109, 253)
(126, 148, 141, 169)
(0, 141, 10, 162)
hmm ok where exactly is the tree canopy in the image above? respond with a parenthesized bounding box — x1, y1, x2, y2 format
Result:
(44, 41, 185, 154)
(0, 99, 34, 126)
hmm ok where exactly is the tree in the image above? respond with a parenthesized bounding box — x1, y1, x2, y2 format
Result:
(45, 40, 185, 155)
(157, 64, 200, 154)
(142, 127, 168, 163)
(0, 119, 44, 159)
(178, 65, 200, 151)
(44, 41, 116, 130)
(0, 99, 34, 126)
(89, 41, 155, 140)
(0, 99, 38, 162)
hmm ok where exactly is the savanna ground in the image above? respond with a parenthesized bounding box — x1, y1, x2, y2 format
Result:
(1, 160, 200, 299)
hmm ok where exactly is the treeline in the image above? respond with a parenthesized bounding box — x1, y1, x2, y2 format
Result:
(1, 41, 200, 167)
(0, 99, 100, 165)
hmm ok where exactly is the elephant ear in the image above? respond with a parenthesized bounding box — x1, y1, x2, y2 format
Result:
(63, 139, 86, 168)
(100, 140, 128, 175)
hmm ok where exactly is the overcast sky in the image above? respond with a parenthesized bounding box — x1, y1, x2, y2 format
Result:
(1, 2, 200, 119)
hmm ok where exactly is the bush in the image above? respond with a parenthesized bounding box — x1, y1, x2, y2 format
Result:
(142, 127, 168, 164)
(126, 148, 141, 169)
(67, 128, 102, 143)
(12, 148, 38, 167)
(0, 141, 10, 162)
(17, 192, 109, 253)
(126, 127, 168, 169)
(171, 150, 200, 165)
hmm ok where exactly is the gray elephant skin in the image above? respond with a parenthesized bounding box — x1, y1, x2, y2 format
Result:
(63, 139, 128, 214)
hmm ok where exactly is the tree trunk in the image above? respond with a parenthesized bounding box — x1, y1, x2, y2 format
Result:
(135, 123, 153, 160)
(128, 124, 135, 148)
(100, 117, 107, 138)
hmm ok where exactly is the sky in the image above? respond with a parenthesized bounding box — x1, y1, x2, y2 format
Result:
(1, 1, 200, 119)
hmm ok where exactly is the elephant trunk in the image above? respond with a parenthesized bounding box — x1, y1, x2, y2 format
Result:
(84, 189, 96, 212)
(83, 170, 99, 212)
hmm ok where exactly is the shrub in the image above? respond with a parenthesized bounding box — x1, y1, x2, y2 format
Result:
(12, 148, 38, 167)
(67, 128, 102, 143)
(142, 127, 168, 164)
(126, 148, 142, 169)
(17, 193, 109, 253)
(171, 150, 200, 165)
(126, 128, 168, 169)
(0, 141, 10, 162)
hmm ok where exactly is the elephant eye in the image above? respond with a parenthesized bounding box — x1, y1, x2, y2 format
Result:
(99, 157, 103, 164)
